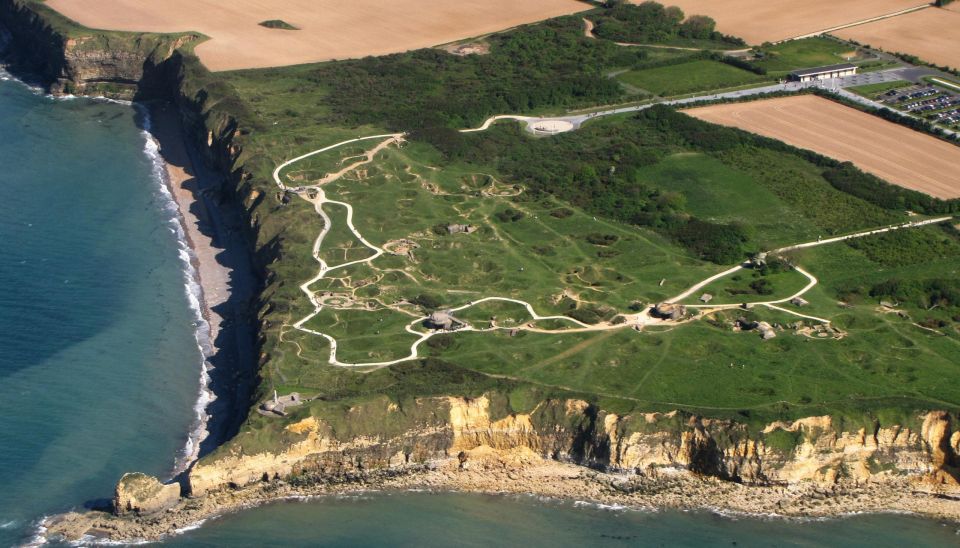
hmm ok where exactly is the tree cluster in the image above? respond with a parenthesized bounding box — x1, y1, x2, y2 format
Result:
(299, 17, 648, 130)
(592, 2, 745, 46)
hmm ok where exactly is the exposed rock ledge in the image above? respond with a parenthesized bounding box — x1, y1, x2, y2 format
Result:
(114, 473, 180, 516)
(43, 399, 960, 543)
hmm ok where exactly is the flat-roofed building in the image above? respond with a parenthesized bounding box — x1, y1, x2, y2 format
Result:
(789, 63, 857, 82)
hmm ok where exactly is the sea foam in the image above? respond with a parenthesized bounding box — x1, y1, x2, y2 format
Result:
(137, 106, 215, 475)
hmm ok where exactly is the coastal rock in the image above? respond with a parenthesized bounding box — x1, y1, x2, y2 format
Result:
(114, 473, 180, 516)
(186, 397, 960, 497)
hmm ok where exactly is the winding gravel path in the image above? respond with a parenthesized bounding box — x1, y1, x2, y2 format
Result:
(271, 98, 953, 367)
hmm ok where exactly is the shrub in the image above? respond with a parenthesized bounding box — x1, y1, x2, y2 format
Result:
(411, 293, 442, 310)
(750, 278, 774, 295)
(426, 334, 456, 350)
(672, 219, 749, 264)
(586, 233, 620, 246)
(494, 208, 525, 222)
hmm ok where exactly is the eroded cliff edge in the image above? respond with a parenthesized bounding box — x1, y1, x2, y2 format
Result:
(44, 398, 960, 542)
(188, 398, 960, 495)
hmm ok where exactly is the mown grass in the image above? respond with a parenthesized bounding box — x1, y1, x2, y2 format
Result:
(847, 80, 912, 98)
(754, 37, 857, 74)
(617, 60, 767, 96)
(631, 152, 816, 247)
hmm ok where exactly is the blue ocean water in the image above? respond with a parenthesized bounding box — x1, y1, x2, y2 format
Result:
(0, 75, 203, 545)
(173, 492, 960, 547)
(0, 73, 957, 548)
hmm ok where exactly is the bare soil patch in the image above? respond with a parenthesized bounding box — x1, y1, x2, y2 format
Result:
(684, 95, 960, 199)
(45, 0, 588, 71)
(441, 42, 491, 57)
(638, 0, 926, 44)
(834, 7, 960, 70)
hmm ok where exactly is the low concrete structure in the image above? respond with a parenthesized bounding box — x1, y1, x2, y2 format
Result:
(260, 390, 303, 417)
(699, 293, 713, 303)
(789, 63, 857, 82)
(426, 310, 462, 331)
(446, 224, 476, 235)
(652, 302, 686, 321)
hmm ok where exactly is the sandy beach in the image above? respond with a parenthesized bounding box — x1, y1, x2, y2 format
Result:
(147, 104, 259, 460)
(150, 105, 230, 342)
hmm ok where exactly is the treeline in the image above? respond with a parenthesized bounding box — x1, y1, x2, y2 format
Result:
(717, 54, 767, 75)
(296, 16, 646, 130)
(592, 1, 745, 46)
(411, 110, 753, 263)
(869, 278, 960, 310)
(627, 49, 767, 75)
(645, 98, 960, 215)
(822, 163, 958, 215)
(412, 104, 958, 264)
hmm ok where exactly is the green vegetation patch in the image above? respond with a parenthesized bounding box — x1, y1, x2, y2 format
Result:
(753, 37, 858, 74)
(259, 20, 299, 31)
(847, 80, 911, 98)
(197, 10, 960, 447)
(617, 59, 766, 96)
(590, 1, 745, 49)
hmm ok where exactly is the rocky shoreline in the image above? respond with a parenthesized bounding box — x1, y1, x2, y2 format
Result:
(44, 449, 960, 544)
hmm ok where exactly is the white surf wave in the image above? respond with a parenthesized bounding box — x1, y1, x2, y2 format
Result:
(136, 105, 215, 476)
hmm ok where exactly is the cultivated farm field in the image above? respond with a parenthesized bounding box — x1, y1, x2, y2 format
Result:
(685, 95, 960, 199)
(43, 0, 589, 71)
(834, 7, 960, 70)
(638, 0, 927, 44)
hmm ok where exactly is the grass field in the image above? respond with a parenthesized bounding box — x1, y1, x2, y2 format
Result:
(631, 153, 818, 247)
(44, 0, 589, 70)
(193, 13, 960, 428)
(834, 7, 960, 71)
(847, 80, 911, 98)
(251, 107, 960, 420)
(685, 95, 960, 199)
(754, 37, 861, 74)
(617, 60, 767, 96)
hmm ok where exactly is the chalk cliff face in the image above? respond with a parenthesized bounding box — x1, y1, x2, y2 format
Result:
(187, 395, 960, 496)
(0, 0, 197, 98)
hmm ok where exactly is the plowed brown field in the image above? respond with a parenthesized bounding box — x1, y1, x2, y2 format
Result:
(638, 0, 926, 44)
(44, 0, 588, 71)
(834, 8, 960, 70)
(684, 96, 960, 199)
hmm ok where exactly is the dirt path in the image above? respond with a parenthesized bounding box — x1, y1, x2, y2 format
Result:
(581, 16, 748, 53)
(270, 97, 954, 368)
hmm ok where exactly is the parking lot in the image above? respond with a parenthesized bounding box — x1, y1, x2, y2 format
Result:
(875, 83, 960, 128)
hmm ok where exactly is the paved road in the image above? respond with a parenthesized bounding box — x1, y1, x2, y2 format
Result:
(496, 67, 957, 139)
